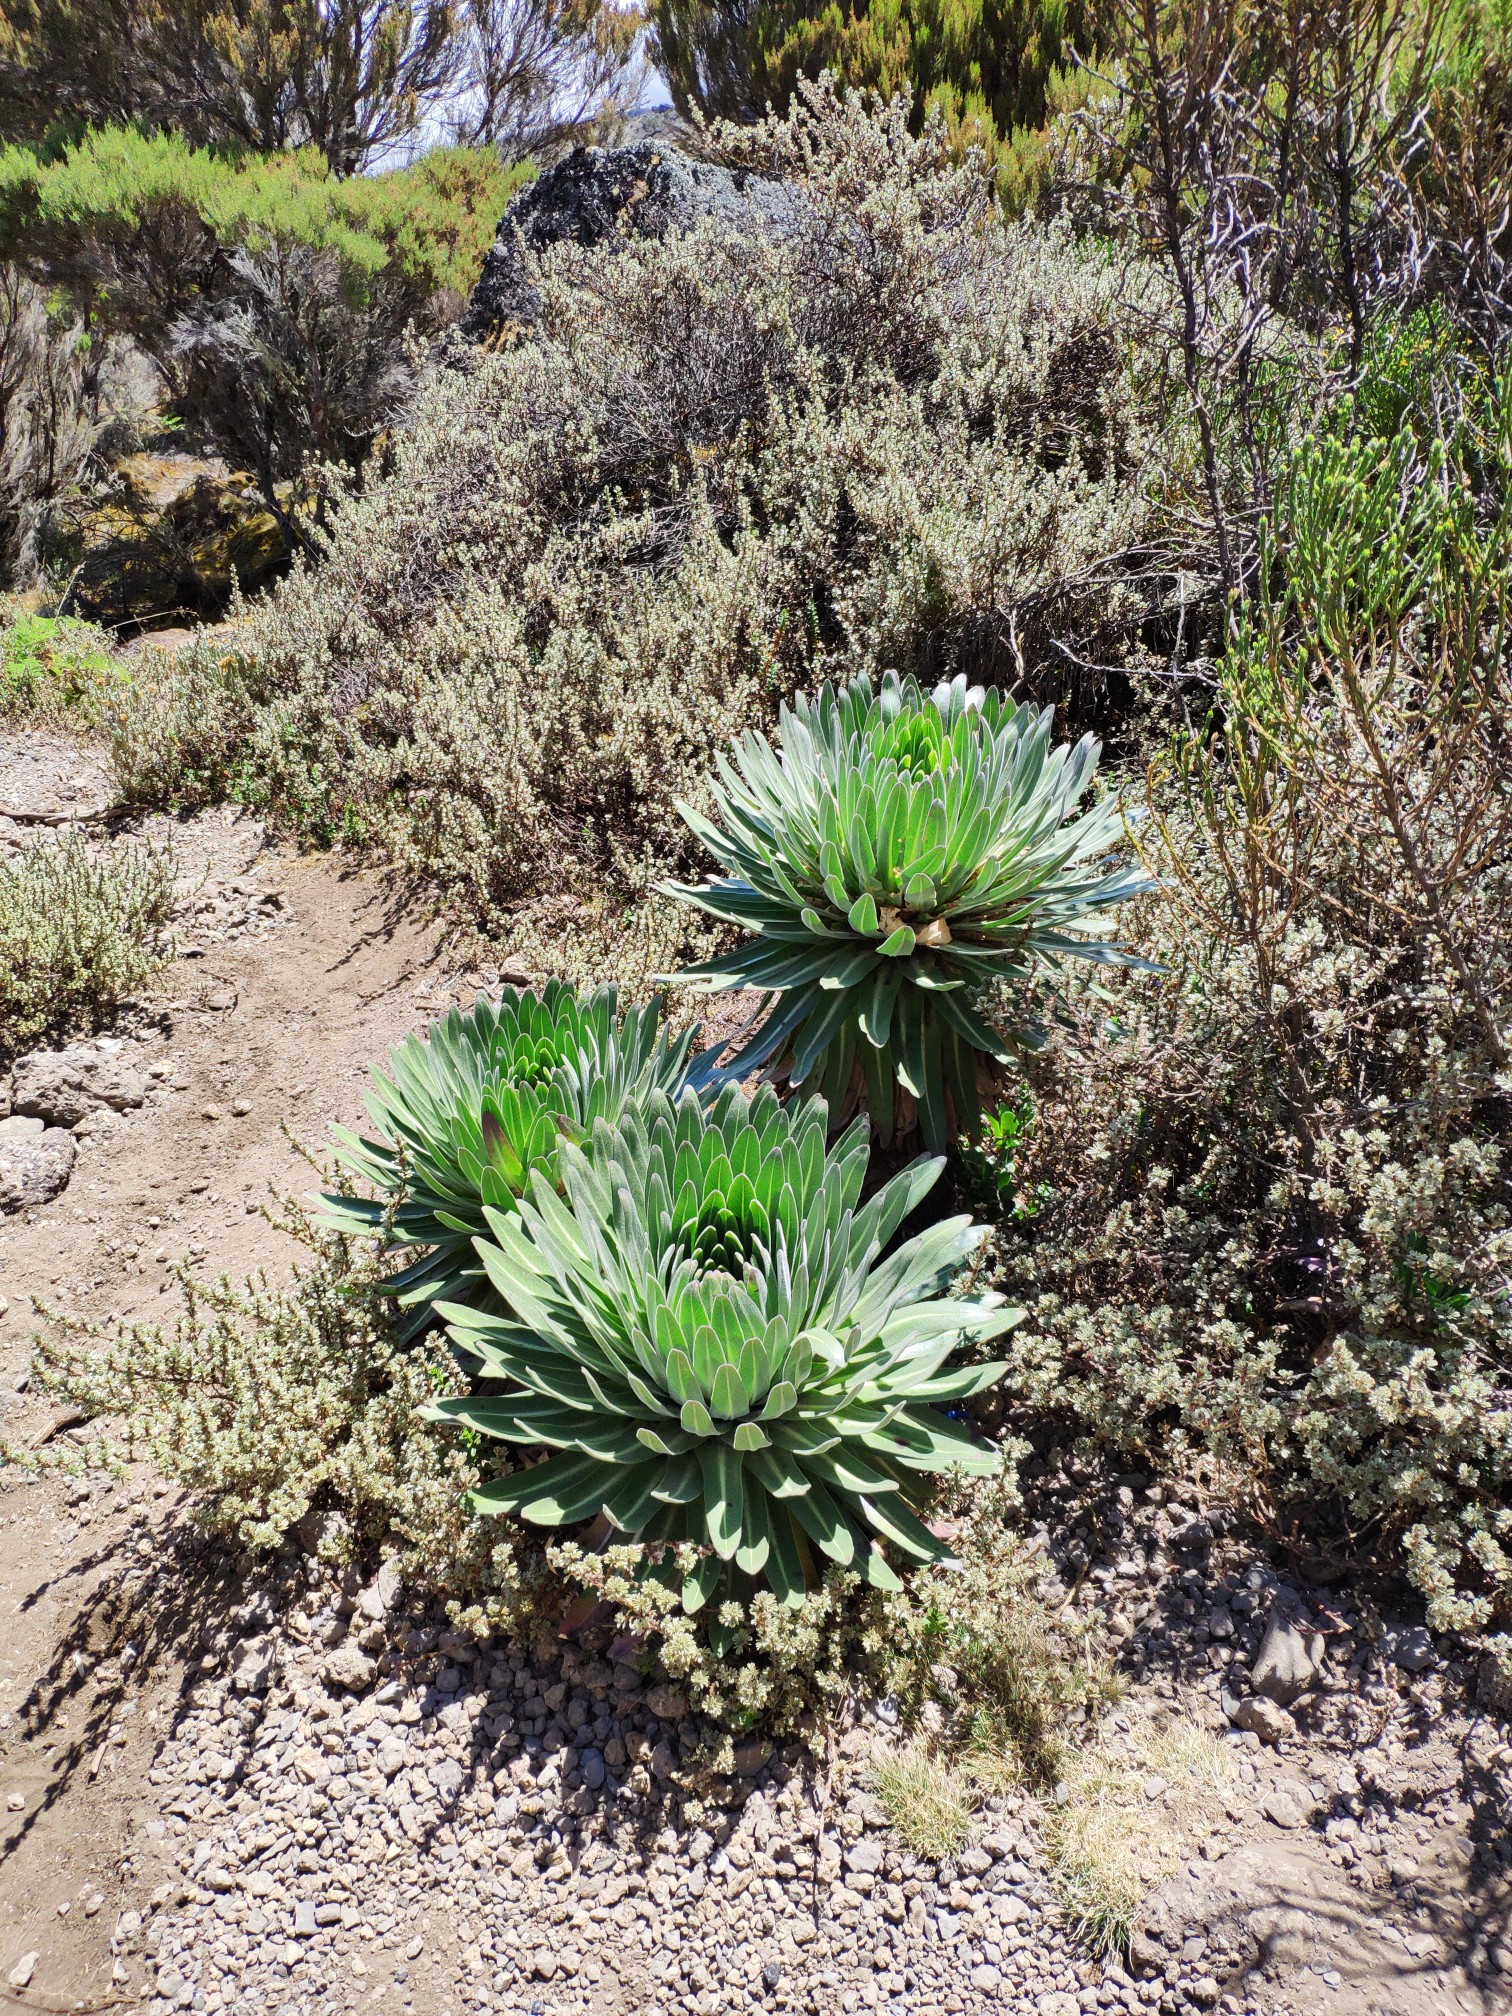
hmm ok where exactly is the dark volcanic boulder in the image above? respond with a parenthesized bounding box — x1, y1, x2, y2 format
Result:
(461, 141, 799, 338)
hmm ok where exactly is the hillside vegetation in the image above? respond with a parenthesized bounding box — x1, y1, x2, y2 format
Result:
(41, 53, 1505, 1703)
(5, 0, 1510, 1760)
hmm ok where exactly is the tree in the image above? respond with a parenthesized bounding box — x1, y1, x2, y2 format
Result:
(0, 265, 98, 584)
(649, 0, 1104, 182)
(0, 0, 641, 174)
(0, 129, 530, 544)
(444, 0, 645, 160)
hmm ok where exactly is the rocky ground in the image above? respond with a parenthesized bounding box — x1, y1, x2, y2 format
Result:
(0, 732, 1509, 2016)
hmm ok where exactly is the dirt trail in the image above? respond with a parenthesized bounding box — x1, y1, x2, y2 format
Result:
(0, 816, 454, 2011)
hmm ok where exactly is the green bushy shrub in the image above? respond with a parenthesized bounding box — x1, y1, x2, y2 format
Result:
(318, 981, 699, 1337)
(100, 84, 1176, 989)
(668, 668, 1147, 1147)
(0, 828, 175, 1058)
(545, 1474, 1102, 1737)
(0, 130, 520, 317)
(0, 264, 138, 588)
(0, 130, 531, 545)
(0, 264, 100, 586)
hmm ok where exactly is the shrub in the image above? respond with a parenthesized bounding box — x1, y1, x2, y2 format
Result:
(435, 1084, 1017, 1617)
(546, 1471, 1103, 1735)
(0, 602, 119, 715)
(544, 1539, 883, 1730)
(318, 980, 700, 1337)
(0, 0, 642, 176)
(667, 668, 1148, 1147)
(0, 828, 175, 1059)
(99, 84, 1175, 987)
(984, 360, 1512, 1638)
(0, 130, 531, 547)
(30, 1200, 527, 1601)
(874, 1474, 1114, 1774)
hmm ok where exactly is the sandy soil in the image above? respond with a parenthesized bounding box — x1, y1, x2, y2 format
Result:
(1, 814, 456, 2010)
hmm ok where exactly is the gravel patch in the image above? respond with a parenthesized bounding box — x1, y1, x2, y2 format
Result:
(121, 1597, 1097, 2016)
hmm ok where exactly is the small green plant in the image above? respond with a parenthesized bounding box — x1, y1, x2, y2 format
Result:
(318, 981, 698, 1338)
(1, 606, 120, 717)
(1398, 1233, 1473, 1315)
(960, 1087, 1052, 1221)
(667, 671, 1148, 1149)
(434, 1084, 1018, 1614)
(0, 830, 175, 1058)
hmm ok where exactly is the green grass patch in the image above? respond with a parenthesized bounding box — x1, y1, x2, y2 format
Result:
(2, 606, 124, 719)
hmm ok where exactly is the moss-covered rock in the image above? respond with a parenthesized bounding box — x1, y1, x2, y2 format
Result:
(70, 452, 289, 625)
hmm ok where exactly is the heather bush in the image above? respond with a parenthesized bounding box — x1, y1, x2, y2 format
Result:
(652, 0, 1106, 199)
(0, 0, 641, 175)
(543, 1473, 1103, 1737)
(104, 84, 1177, 988)
(981, 355, 1512, 1637)
(0, 828, 176, 1058)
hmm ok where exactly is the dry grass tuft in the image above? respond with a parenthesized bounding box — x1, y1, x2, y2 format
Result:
(1043, 1710, 1236, 1954)
(871, 1740, 978, 1860)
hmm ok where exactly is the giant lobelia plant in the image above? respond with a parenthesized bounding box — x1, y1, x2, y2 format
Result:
(432, 1085, 1018, 1610)
(665, 671, 1149, 1148)
(319, 981, 697, 1338)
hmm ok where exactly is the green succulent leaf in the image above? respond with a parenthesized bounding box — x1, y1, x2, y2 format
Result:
(680, 1397, 716, 1437)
